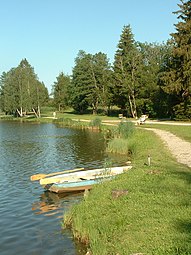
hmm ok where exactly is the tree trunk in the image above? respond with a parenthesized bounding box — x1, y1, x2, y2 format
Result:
(17, 108, 23, 117)
(128, 96, 135, 118)
(37, 105, 41, 118)
(132, 92, 137, 119)
(92, 100, 98, 115)
(131, 62, 138, 119)
(32, 108, 39, 118)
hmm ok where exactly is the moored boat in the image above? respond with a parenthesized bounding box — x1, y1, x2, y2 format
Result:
(39, 165, 132, 186)
(45, 177, 114, 193)
(40, 165, 132, 193)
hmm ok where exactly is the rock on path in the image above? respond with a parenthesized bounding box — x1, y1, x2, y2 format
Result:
(145, 128, 191, 168)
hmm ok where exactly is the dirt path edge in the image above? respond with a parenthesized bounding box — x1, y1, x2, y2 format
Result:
(145, 128, 191, 168)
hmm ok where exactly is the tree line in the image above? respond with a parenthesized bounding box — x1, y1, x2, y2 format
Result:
(1, 0, 190, 119)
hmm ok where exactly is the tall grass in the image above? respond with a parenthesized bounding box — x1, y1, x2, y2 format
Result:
(63, 128, 191, 255)
(107, 138, 129, 154)
(118, 121, 135, 139)
(107, 121, 136, 155)
(89, 117, 102, 129)
(53, 117, 89, 128)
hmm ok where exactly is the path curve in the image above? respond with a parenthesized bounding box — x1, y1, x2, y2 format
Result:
(145, 128, 191, 168)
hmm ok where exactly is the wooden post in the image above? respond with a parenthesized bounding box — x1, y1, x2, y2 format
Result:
(148, 155, 151, 166)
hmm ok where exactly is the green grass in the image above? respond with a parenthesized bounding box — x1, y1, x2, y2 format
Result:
(64, 128, 191, 255)
(57, 112, 119, 121)
(107, 121, 136, 154)
(143, 124, 191, 143)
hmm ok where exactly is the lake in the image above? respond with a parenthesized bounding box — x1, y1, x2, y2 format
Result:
(0, 121, 127, 255)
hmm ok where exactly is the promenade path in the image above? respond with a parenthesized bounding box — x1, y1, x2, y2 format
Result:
(145, 128, 191, 168)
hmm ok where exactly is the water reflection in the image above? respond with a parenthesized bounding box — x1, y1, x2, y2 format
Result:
(32, 191, 83, 217)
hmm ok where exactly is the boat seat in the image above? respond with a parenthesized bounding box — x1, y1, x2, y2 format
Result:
(79, 177, 92, 181)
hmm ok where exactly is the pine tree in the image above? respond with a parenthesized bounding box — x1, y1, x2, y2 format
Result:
(52, 72, 71, 111)
(162, 0, 191, 119)
(113, 25, 141, 118)
(71, 50, 92, 113)
(0, 69, 18, 114)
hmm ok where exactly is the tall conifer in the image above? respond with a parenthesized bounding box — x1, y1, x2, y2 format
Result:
(113, 25, 141, 118)
(162, 0, 191, 119)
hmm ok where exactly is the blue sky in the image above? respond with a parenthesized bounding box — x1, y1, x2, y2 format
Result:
(0, 0, 180, 93)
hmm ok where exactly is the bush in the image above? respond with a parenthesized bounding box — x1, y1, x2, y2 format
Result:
(89, 117, 102, 128)
(107, 138, 129, 154)
(118, 121, 135, 139)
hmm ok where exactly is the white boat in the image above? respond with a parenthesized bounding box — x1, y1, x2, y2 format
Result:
(40, 165, 132, 187)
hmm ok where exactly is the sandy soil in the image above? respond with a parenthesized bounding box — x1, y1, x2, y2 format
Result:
(146, 128, 191, 168)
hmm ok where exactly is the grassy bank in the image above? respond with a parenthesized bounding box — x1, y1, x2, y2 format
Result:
(64, 128, 191, 255)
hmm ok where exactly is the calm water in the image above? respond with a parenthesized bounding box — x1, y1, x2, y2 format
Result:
(0, 121, 127, 255)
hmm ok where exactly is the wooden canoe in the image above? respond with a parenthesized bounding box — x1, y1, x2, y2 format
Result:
(40, 165, 132, 186)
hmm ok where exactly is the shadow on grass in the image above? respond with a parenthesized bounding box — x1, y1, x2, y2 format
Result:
(176, 220, 191, 235)
(173, 220, 191, 253)
(172, 168, 191, 252)
(174, 169, 191, 185)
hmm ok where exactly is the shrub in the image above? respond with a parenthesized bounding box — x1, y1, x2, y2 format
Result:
(118, 121, 135, 139)
(89, 117, 102, 128)
(107, 138, 129, 154)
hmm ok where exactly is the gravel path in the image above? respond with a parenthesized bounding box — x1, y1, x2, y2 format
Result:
(146, 128, 191, 168)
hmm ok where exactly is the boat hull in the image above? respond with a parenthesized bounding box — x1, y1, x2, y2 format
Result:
(46, 178, 111, 193)
(40, 165, 132, 186)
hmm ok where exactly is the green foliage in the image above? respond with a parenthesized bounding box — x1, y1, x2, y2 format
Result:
(89, 117, 102, 128)
(173, 102, 191, 120)
(106, 126, 142, 155)
(160, 1, 191, 119)
(107, 138, 129, 154)
(54, 117, 75, 127)
(106, 121, 135, 155)
(70, 50, 113, 115)
(113, 25, 140, 118)
(70, 51, 92, 113)
(117, 121, 135, 139)
(0, 58, 48, 116)
(52, 72, 71, 111)
(137, 42, 172, 118)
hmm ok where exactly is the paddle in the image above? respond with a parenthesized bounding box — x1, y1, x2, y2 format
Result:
(30, 168, 84, 181)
